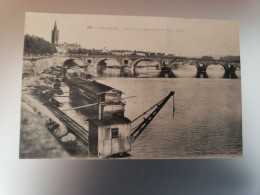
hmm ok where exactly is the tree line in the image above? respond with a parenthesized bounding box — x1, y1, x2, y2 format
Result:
(67, 48, 175, 58)
(67, 48, 112, 56)
(24, 34, 57, 56)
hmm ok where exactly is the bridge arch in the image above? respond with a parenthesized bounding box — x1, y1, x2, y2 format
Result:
(219, 63, 237, 78)
(131, 58, 161, 69)
(194, 60, 238, 78)
(95, 58, 122, 68)
(63, 58, 86, 68)
(169, 61, 184, 68)
(195, 61, 211, 71)
(63, 59, 75, 68)
(206, 64, 225, 78)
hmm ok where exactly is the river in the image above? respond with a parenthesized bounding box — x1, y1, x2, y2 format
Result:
(79, 64, 242, 159)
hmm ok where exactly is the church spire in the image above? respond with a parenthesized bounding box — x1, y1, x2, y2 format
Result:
(51, 21, 59, 45)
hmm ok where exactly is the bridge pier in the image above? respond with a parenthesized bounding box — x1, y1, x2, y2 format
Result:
(195, 63, 209, 78)
(122, 58, 133, 69)
(130, 58, 162, 70)
(196, 71, 208, 78)
(223, 65, 237, 79)
(158, 67, 175, 78)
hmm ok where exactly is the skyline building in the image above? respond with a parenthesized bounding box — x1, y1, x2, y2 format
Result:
(51, 21, 59, 45)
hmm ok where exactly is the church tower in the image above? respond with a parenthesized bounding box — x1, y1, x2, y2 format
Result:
(51, 21, 59, 45)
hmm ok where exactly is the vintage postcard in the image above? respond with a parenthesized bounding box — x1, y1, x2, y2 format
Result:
(20, 12, 242, 159)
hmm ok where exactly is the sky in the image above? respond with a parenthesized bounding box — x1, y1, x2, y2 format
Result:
(24, 12, 240, 58)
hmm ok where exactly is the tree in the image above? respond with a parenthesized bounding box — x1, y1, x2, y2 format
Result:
(24, 34, 57, 56)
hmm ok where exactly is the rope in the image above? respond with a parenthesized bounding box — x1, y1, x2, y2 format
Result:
(131, 97, 165, 123)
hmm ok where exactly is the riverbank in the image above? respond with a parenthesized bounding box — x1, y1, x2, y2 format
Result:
(20, 65, 89, 158)
(20, 101, 69, 158)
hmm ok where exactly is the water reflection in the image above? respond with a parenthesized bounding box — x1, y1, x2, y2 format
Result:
(95, 67, 176, 78)
(196, 72, 209, 78)
(91, 67, 163, 78)
(158, 67, 175, 78)
(223, 72, 237, 79)
(223, 65, 238, 79)
(85, 65, 240, 79)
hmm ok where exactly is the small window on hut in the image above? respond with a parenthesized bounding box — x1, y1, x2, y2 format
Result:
(111, 128, 119, 139)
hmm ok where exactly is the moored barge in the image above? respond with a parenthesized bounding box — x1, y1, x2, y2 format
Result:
(64, 70, 131, 157)
(65, 73, 125, 118)
(57, 67, 175, 158)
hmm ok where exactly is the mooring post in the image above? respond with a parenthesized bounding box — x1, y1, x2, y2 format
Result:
(173, 92, 175, 118)
(98, 96, 102, 120)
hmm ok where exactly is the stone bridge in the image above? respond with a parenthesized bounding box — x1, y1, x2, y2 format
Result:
(195, 60, 240, 78)
(66, 54, 181, 69)
(61, 55, 240, 78)
(66, 55, 239, 71)
(24, 55, 240, 79)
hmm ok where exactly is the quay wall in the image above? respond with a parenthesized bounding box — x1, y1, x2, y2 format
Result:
(23, 56, 70, 74)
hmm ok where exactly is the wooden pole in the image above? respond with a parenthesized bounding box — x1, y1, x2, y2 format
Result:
(98, 96, 102, 120)
(173, 92, 175, 118)
(62, 102, 98, 111)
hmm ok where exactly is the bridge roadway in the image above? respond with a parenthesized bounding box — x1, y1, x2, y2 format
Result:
(46, 102, 89, 146)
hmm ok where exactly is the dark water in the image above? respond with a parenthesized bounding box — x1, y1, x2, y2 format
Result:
(66, 65, 242, 158)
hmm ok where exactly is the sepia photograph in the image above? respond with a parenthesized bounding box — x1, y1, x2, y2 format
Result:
(20, 12, 242, 159)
